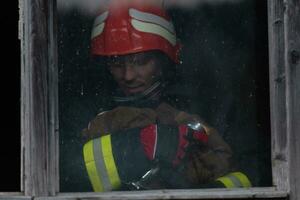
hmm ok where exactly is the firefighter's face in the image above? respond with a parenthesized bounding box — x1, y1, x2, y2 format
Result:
(107, 52, 162, 96)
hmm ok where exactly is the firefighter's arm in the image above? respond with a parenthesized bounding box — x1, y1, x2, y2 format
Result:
(82, 123, 208, 191)
(156, 103, 247, 186)
(185, 124, 233, 181)
(83, 128, 152, 192)
(82, 106, 157, 141)
(180, 118, 254, 188)
(156, 103, 251, 187)
(186, 126, 252, 188)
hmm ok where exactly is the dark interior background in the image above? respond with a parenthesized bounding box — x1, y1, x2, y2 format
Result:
(58, 0, 272, 192)
(0, 0, 21, 192)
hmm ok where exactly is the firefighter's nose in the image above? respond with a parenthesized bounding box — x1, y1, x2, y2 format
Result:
(124, 65, 137, 82)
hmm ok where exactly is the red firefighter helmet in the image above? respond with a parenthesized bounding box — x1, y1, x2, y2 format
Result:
(90, 1, 181, 63)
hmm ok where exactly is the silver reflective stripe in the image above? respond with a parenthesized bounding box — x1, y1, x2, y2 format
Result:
(91, 23, 105, 39)
(131, 19, 176, 46)
(153, 125, 158, 159)
(129, 8, 175, 34)
(93, 11, 109, 27)
(227, 174, 243, 187)
(93, 138, 112, 191)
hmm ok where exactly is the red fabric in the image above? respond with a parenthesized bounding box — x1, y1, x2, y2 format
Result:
(140, 124, 208, 166)
(173, 125, 189, 166)
(193, 130, 209, 143)
(173, 125, 208, 166)
(140, 124, 157, 160)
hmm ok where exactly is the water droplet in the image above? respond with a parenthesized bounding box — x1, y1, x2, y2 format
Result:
(81, 85, 84, 96)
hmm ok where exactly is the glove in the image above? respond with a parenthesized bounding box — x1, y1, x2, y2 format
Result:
(140, 123, 208, 167)
(182, 129, 233, 185)
(82, 106, 157, 141)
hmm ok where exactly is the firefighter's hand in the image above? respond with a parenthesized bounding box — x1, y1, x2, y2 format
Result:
(82, 106, 157, 141)
(182, 133, 233, 185)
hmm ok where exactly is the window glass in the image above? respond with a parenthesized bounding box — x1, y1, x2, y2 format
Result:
(58, 0, 272, 192)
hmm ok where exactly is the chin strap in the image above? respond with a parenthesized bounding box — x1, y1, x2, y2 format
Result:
(113, 81, 163, 104)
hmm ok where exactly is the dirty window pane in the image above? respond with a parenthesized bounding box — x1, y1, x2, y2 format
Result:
(58, 0, 272, 192)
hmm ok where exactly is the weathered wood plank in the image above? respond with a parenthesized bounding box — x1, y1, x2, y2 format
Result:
(0, 197, 32, 200)
(20, 0, 58, 196)
(47, 0, 59, 195)
(19, 0, 26, 193)
(0, 193, 31, 200)
(284, 1, 300, 200)
(0, 193, 24, 196)
(267, 0, 289, 191)
(34, 188, 287, 200)
(22, 0, 49, 194)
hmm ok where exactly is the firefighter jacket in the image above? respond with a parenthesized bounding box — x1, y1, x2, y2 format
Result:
(82, 102, 252, 191)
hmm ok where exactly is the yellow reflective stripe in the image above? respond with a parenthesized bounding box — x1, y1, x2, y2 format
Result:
(84, 136, 122, 192)
(230, 172, 252, 187)
(216, 176, 235, 188)
(217, 172, 252, 188)
(101, 135, 121, 189)
(83, 140, 104, 192)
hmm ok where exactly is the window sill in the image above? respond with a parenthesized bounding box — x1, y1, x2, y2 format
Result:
(34, 187, 288, 200)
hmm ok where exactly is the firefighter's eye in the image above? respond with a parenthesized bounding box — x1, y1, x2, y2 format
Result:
(109, 62, 124, 68)
(131, 56, 152, 66)
(107, 58, 125, 68)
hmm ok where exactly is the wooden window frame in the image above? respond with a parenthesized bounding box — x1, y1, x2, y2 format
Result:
(5, 0, 299, 199)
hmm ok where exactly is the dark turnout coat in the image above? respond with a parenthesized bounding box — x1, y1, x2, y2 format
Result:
(82, 102, 233, 188)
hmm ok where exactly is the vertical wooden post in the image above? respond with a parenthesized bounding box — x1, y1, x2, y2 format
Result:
(267, 0, 289, 191)
(20, 0, 58, 196)
(269, 0, 300, 198)
(48, 0, 59, 195)
(284, 1, 300, 200)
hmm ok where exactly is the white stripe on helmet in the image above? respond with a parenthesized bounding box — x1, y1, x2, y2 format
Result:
(129, 8, 175, 34)
(91, 11, 109, 39)
(131, 19, 176, 46)
(93, 11, 109, 27)
(91, 22, 105, 39)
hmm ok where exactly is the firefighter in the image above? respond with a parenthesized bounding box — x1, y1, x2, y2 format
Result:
(82, 1, 251, 191)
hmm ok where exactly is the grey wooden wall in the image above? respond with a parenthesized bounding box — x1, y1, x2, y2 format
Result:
(268, 0, 300, 200)
(20, 0, 59, 196)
